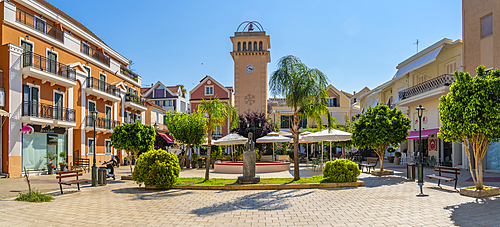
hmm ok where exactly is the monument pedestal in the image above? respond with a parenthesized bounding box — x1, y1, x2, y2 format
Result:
(237, 134, 260, 184)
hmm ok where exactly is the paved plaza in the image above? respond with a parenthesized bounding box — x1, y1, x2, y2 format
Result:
(0, 162, 500, 226)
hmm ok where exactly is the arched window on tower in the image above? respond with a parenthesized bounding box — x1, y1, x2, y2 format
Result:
(259, 41, 263, 51)
(237, 42, 241, 51)
(248, 42, 252, 51)
(243, 42, 246, 51)
(254, 42, 257, 51)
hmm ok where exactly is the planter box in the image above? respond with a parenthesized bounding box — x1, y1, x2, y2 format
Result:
(387, 156, 395, 163)
(394, 157, 401, 165)
(371, 170, 394, 176)
(460, 187, 500, 198)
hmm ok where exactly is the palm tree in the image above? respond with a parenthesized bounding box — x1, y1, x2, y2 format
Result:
(198, 98, 239, 180)
(176, 84, 187, 98)
(269, 55, 335, 180)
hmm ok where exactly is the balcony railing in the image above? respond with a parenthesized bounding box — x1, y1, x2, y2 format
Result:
(398, 74, 455, 100)
(81, 43, 110, 67)
(22, 52, 76, 81)
(86, 77, 120, 98)
(22, 101, 75, 122)
(86, 115, 120, 130)
(16, 9, 64, 43)
(120, 66, 139, 81)
(125, 93, 147, 107)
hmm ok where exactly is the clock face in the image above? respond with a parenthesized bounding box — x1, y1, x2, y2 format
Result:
(246, 64, 254, 73)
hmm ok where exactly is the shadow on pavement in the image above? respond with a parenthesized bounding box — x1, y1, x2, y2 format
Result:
(427, 186, 459, 194)
(361, 176, 407, 188)
(190, 190, 315, 216)
(111, 187, 193, 200)
(445, 197, 500, 226)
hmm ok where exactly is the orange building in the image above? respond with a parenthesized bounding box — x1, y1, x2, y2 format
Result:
(0, 0, 146, 177)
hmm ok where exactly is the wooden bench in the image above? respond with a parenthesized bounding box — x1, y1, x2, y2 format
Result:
(426, 166, 460, 189)
(56, 170, 90, 194)
(72, 157, 90, 173)
(359, 157, 379, 173)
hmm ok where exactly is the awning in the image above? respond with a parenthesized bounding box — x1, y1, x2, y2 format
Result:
(407, 128, 439, 140)
(393, 46, 443, 79)
(158, 132, 175, 144)
(0, 109, 10, 117)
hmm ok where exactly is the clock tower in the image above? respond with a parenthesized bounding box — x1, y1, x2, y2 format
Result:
(230, 21, 271, 116)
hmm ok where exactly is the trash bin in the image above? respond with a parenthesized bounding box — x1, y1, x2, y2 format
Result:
(98, 168, 107, 186)
(407, 163, 416, 180)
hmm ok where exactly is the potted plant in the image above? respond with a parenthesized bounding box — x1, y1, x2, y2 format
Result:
(44, 151, 57, 174)
(387, 147, 395, 163)
(394, 151, 402, 165)
(192, 153, 199, 168)
(58, 160, 67, 171)
(123, 156, 129, 165)
(46, 161, 55, 174)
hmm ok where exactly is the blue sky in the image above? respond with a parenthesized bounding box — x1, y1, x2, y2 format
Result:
(48, 0, 462, 96)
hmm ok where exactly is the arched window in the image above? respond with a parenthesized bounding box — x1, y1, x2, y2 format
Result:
(254, 42, 257, 51)
(259, 41, 263, 51)
(248, 42, 252, 51)
(243, 42, 246, 51)
(237, 42, 241, 51)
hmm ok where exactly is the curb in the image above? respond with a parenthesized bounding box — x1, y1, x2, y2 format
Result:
(165, 181, 364, 190)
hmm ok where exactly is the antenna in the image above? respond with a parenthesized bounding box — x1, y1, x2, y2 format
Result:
(413, 39, 419, 53)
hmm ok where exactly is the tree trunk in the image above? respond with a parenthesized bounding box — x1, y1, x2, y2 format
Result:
(292, 110, 300, 181)
(476, 159, 484, 190)
(128, 150, 133, 174)
(205, 135, 212, 181)
(180, 144, 191, 169)
(377, 148, 384, 172)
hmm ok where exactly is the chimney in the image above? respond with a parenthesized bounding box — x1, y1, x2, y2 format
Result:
(151, 83, 153, 87)
(353, 91, 356, 95)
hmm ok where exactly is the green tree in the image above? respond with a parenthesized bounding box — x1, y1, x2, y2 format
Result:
(438, 66, 500, 190)
(175, 84, 187, 98)
(334, 114, 357, 157)
(164, 111, 206, 168)
(109, 121, 155, 173)
(352, 104, 410, 171)
(198, 98, 239, 180)
(269, 55, 336, 180)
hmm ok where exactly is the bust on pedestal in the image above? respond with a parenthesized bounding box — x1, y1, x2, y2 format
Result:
(238, 132, 261, 184)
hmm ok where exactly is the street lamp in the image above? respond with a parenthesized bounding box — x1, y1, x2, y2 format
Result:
(416, 105, 425, 195)
(90, 109, 99, 187)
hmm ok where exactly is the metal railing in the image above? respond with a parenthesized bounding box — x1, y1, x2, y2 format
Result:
(86, 115, 120, 130)
(22, 52, 76, 81)
(120, 65, 139, 81)
(16, 9, 64, 43)
(22, 101, 75, 122)
(398, 74, 455, 100)
(81, 43, 110, 67)
(86, 77, 120, 98)
(125, 93, 147, 107)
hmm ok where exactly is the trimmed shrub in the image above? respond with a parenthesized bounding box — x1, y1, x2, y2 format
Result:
(394, 151, 402, 158)
(132, 149, 181, 188)
(323, 159, 360, 183)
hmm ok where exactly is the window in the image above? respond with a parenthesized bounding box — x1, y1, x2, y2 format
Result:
(54, 92, 63, 120)
(83, 66, 91, 78)
(280, 115, 306, 128)
(165, 100, 173, 106)
(327, 98, 337, 107)
(88, 100, 96, 127)
(105, 105, 112, 129)
(88, 138, 95, 155)
(125, 111, 131, 123)
(243, 42, 246, 51)
(253, 42, 257, 51)
(23, 84, 39, 117)
(417, 75, 425, 84)
(47, 51, 57, 74)
(237, 42, 241, 51)
(212, 125, 222, 137)
(35, 16, 46, 33)
(81, 42, 90, 56)
(105, 140, 112, 154)
(99, 73, 106, 92)
(21, 40, 33, 67)
(155, 85, 165, 98)
(205, 86, 214, 95)
(446, 62, 456, 74)
(248, 41, 252, 51)
(481, 14, 493, 38)
(353, 98, 357, 103)
(135, 113, 140, 123)
(259, 41, 263, 51)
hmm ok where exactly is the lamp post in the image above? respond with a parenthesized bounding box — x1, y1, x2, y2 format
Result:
(90, 109, 98, 187)
(416, 105, 425, 194)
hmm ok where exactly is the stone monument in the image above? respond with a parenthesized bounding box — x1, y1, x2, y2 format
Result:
(237, 132, 261, 184)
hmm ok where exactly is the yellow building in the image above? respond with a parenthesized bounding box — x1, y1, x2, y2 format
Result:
(357, 38, 463, 167)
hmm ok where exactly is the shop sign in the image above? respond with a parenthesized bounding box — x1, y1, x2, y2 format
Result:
(21, 126, 34, 136)
(31, 125, 66, 134)
(428, 133, 438, 152)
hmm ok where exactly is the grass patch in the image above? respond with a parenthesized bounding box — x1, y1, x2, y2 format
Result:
(176, 175, 349, 185)
(15, 190, 54, 203)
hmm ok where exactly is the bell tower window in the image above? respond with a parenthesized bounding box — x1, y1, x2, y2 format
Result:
(248, 42, 252, 51)
(243, 42, 246, 51)
(259, 41, 263, 51)
(254, 42, 257, 51)
(237, 42, 241, 51)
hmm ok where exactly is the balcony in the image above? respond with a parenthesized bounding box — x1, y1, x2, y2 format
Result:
(81, 43, 110, 67)
(124, 93, 147, 112)
(85, 77, 121, 102)
(397, 74, 455, 107)
(120, 66, 139, 82)
(21, 52, 76, 87)
(22, 101, 76, 128)
(85, 115, 120, 133)
(16, 9, 64, 43)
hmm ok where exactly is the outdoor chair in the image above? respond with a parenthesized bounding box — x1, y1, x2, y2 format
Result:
(401, 153, 407, 165)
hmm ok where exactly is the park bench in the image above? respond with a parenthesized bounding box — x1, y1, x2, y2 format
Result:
(72, 157, 90, 173)
(56, 170, 90, 194)
(426, 166, 460, 189)
(359, 157, 379, 173)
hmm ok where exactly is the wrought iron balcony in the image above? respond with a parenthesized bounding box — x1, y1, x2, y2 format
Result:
(22, 52, 76, 81)
(120, 66, 139, 81)
(81, 43, 110, 67)
(86, 77, 120, 98)
(16, 9, 64, 43)
(398, 74, 455, 100)
(22, 101, 75, 122)
(125, 93, 147, 107)
(86, 115, 120, 130)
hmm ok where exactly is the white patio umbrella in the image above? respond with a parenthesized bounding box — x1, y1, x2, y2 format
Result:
(256, 132, 291, 161)
(303, 129, 352, 165)
(213, 133, 248, 160)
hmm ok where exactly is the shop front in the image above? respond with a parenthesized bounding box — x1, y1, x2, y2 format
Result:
(407, 128, 453, 165)
(485, 142, 500, 170)
(22, 125, 67, 171)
